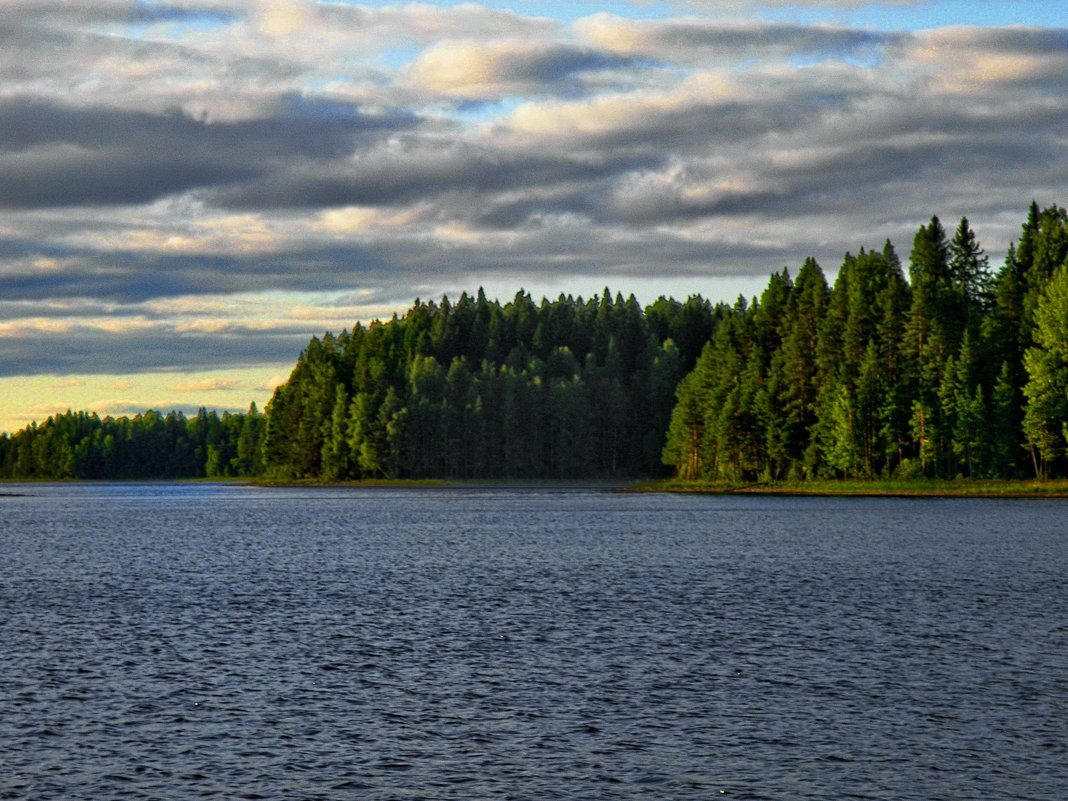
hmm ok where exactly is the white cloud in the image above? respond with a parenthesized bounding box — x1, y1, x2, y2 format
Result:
(407, 39, 639, 101)
(171, 377, 245, 392)
(677, 0, 927, 8)
(896, 25, 1066, 95)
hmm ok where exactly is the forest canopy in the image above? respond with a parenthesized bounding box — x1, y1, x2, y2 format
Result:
(3, 203, 1067, 483)
(257, 289, 717, 480)
(662, 203, 1068, 481)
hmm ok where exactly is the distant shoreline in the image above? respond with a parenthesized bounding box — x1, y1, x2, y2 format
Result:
(249, 478, 636, 490)
(5, 477, 1068, 498)
(627, 478, 1068, 498)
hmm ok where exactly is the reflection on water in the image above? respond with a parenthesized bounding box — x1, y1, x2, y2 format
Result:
(2, 484, 1066, 799)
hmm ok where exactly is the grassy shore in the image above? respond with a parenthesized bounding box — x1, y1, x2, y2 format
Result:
(630, 477, 1068, 497)
(255, 477, 1068, 496)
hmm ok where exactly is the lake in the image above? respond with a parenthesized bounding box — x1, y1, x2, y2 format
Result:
(1, 483, 1065, 800)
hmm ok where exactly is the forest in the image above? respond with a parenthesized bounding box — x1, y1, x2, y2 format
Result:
(663, 203, 1068, 482)
(2, 202, 1067, 483)
(0, 291, 719, 480)
(0, 406, 265, 480)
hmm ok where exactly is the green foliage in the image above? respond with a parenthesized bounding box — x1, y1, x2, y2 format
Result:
(255, 289, 715, 480)
(662, 203, 1068, 481)
(7, 203, 1067, 484)
(0, 405, 265, 480)
(1023, 263, 1068, 477)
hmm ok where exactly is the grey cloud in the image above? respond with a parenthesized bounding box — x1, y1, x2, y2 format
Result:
(659, 21, 890, 53)
(577, 14, 897, 62)
(0, 300, 142, 321)
(0, 325, 309, 376)
(913, 25, 1067, 55)
(311, 1, 554, 41)
(0, 94, 403, 159)
(0, 17, 299, 99)
(353, 221, 797, 282)
(223, 89, 854, 211)
(605, 132, 1064, 231)
(0, 1, 238, 27)
(622, 135, 1060, 227)
(0, 244, 389, 303)
(0, 4, 1064, 374)
(0, 0, 241, 93)
(608, 186, 787, 226)
(0, 97, 415, 208)
(471, 192, 602, 230)
(212, 139, 663, 209)
(488, 45, 647, 87)
(127, 3, 240, 25)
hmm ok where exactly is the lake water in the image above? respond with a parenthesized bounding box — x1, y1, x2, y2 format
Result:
(1, 483, 1065, 800)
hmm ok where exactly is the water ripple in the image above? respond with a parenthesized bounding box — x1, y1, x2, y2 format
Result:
(1, 486, 1066, 799)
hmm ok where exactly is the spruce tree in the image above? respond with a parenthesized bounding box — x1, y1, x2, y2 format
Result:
(1023, 263, 1068, 477)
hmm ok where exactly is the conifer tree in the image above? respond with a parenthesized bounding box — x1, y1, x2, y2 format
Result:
(948, 216, 991, 312)
(1023, 263, 1068, 477)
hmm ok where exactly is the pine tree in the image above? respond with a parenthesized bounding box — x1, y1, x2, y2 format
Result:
(1023, 263, 1068, 477)
(988, 362, 1019, 477)
(948, 216, 991, 311)
(320, 383, 350, 480)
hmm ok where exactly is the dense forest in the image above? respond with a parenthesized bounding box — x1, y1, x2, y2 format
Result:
(663, 203, 1068, 481)
(2, 202, 1067, 482)
(258, 290, 718, 479)
(0, 291, 720, 480)
(0, 406, 265, 480)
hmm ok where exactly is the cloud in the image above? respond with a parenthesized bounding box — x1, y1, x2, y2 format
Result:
(210, 133, 663, 210)
(249, 1, 554, 45)
(171, 377, 246, 392)
(573, 14, 893, 64)
(1, 0, 1066, 393)
(0, 320, 311, 375)
(0, 1, 237, 28)
(314, 205, 430, 235)
(262, 374, 289, 391)
(678, 0, 928, 8)
(408, 40, 644, 101)
(0, 96, 414, 209)
(897, 25, 1067, 95)
(494, 70, 803, 148)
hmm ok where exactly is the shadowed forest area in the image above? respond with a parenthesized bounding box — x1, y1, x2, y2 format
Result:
(3, 202, 1068, 482)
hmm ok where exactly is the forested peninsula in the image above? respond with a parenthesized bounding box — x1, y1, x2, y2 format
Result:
(3, 202, 1068, 485)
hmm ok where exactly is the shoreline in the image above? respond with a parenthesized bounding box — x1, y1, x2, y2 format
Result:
(627, 478, 1068, 498)
(5, 476, 1068, 498)
(248, 478, 637, 490)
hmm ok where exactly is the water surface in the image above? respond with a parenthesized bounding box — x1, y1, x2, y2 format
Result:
(2, 484, 1065, 799)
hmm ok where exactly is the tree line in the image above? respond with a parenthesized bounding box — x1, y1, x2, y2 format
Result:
(3, 202, 1067, 483)
(0, 291, 719, 480)
(662, 203, 1068, 481)
(259, 290, 719, 479)
(0, 406, 265, 480)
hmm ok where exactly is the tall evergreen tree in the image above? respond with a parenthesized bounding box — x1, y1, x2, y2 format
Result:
(1023, 263, 1068, 478)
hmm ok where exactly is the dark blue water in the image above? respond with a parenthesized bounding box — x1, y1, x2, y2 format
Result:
(1, 483, 1065, 800)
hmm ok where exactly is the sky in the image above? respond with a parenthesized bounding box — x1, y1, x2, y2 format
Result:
(1, 0, 1065, 432)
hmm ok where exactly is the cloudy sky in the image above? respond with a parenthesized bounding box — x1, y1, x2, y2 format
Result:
(1, 0, 1064, 431)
